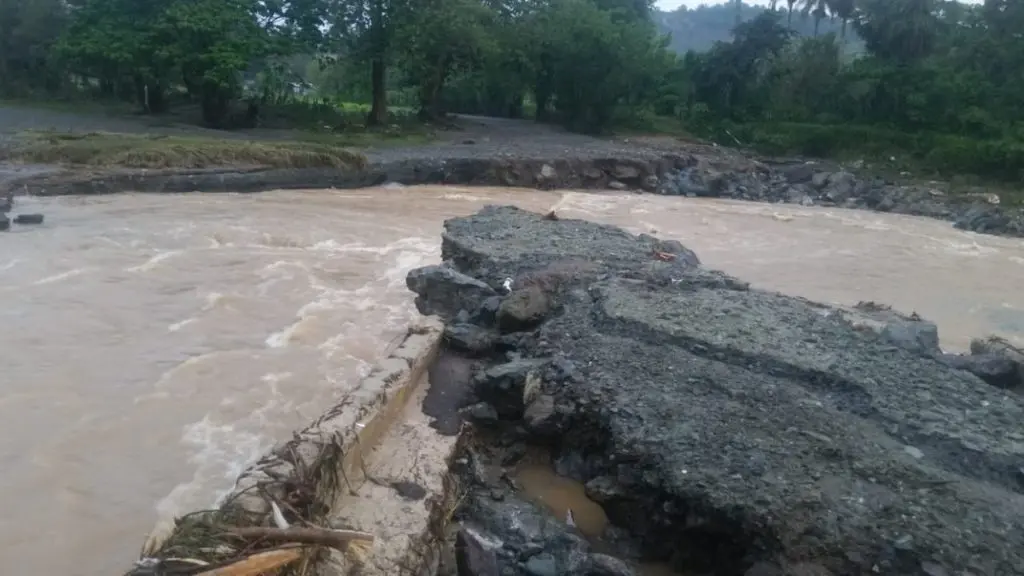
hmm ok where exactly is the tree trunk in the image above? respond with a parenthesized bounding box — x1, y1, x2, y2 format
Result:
(366, 0, 388, 126)
(534, 57, 553, 122)
(367, 57, 388, 125)
(200, 83, 231, 128)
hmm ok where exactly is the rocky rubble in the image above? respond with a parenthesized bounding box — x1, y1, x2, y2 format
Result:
(407, 206, 1024, 576)
(655, 154, 1024, 238)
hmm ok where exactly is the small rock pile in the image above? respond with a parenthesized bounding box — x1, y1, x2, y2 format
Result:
(656, 154, 1024, 237)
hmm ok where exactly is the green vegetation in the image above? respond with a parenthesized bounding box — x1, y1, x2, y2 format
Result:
(666, 1, 1024, 183)
(2, 132, 368, 169)
(0, 0, 1021, 183)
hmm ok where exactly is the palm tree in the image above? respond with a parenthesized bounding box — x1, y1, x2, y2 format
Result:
(786, 0, 797, 28)
(830, 0, 856, 41)
(800, 0, 830, 36)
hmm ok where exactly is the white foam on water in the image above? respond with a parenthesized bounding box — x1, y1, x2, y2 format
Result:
(32, 267, 92, 285)
(265, 319, 304, 348)
(168, 318, 198, 332)
(126, 250, 184, 272)
(0, 259, 21, 273)
(155, 412, 273, 520)
(202, 292, 227, 310)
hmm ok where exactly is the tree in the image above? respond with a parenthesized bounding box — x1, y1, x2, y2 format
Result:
(330, 0, 409, 125)
(394, 0, 495, 119)
(57, 0, 271, 123)
(854, 0, 939, 63)
(0, 0, 68, 95)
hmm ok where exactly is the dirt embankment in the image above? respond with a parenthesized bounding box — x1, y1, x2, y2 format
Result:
(407, 206, 1024, 576)
(1, 107, 1023, 238)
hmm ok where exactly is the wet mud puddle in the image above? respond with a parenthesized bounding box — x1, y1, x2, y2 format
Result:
(514, 450, 684, 575)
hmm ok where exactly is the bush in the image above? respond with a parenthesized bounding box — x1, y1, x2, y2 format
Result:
(724, 122, 1024, 183)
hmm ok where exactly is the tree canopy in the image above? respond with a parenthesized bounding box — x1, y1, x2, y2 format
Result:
(0, 0, 1021, 179)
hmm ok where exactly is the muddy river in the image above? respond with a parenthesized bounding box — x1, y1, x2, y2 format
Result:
(2, 186, 1023, 575)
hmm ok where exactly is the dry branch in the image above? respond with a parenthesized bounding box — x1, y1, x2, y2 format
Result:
(226, 526, 374, 551)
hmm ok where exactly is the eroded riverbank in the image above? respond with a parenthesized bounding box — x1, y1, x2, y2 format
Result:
(409, 206, 1024, 576)
(2, 187, 1024, 575)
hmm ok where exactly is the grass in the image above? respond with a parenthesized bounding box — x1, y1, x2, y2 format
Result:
(2, 131, 370, 170)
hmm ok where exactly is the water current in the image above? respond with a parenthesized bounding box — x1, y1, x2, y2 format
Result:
(2, 186, 1023, 575)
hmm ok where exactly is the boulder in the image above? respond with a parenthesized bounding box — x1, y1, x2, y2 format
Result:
(456, 527, 500, 576)
(940, 353, 1020, 390)
(475, 358, 547, 419)
(445, 323, 498, 355)
(839, 301, 942, 356)
(0, 215, 8, 232)
(498, 287, 552, 332)
(411, 206, 1024, 576)
(406, 264, 497, 320)
(461, 492, 591, 576)
(13, 213, 44, 225)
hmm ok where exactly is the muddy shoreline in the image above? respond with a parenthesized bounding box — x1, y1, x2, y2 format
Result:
(3, 144, 1022, 240)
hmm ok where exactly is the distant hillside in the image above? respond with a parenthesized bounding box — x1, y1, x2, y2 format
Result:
(654, 3, 862, 54)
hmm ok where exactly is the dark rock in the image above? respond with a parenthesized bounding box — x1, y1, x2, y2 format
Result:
(578, 554, 636, 576)
(0, 194, 11, 213)
(390, 480, 427, 501)
(476, 359, 547, 419)
(549, 356, 579, 382)
(523, 394, 558, 436)
(583, 476, 625, 503)
(461, 402, 500, 424)
(822, 171, 856, 202)
(13, 213, 43, 225)
(786, 563, 834, 576)
(744, 562, 783, 576)
(407, 265, 498, 320)
(497, 287, 552, 333)
(841, 302, 941, 356)
(522, 554, 558, 576)
(474, 296, 503, 326)
(456, 527, 500, 576)
(0, 215, 8, 231)
(880, 319, 940, 356)
(501, 444, 528, 467)
(779, 163, 817, 184)
(610, 163, 641, 182)
(940, 353, 1020, 390)
(447, 323, 498, 355)
(810, 171, 831, 189)
(410, 206, 1024, 576)
(463, 493, 590, 575)
(637, 234, 701, 267)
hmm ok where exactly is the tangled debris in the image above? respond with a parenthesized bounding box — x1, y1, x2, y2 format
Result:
(127, 434, 374, 576)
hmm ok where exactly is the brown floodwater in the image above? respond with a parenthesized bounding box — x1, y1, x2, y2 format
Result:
(2, 185, 1023, 575)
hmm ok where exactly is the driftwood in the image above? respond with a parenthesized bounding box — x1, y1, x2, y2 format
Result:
(195, 548, 306, 576)
(225, 526, 374, 550)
